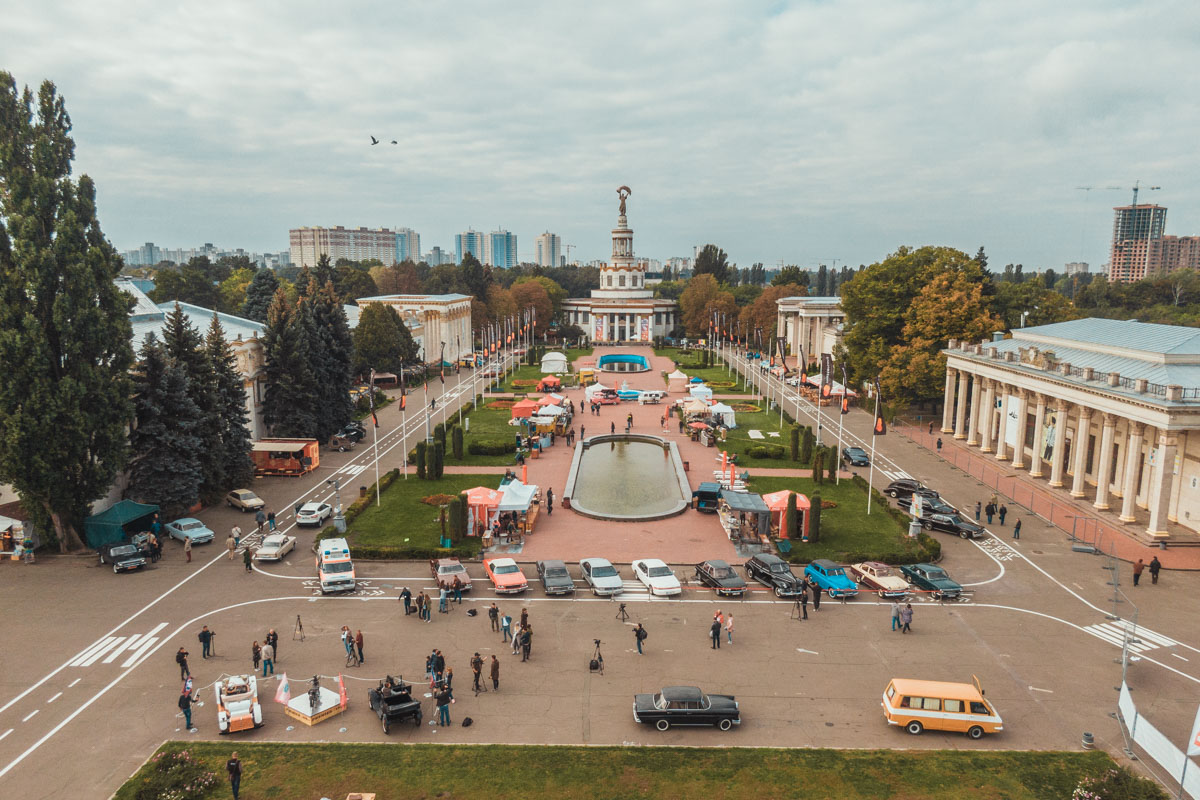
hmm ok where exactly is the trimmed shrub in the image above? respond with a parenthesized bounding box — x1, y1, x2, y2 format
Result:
(131, 748, 219, 800)
(422, 494, 456, 506)
(812, 449, 824, 484)
(452, 427, 464, 459)
(434, 423, 446, 449)
(800, 426, 814, 464)
(485, 400, 514, 409)
(416, 441, 427, 480)
(468, 440, 515, 456)
(809, 493, 822, 542)
(790, 425, 800, 461)
(448, 497, 464, 545)
(826, 446, 837, 481)
(432, 442, 445, 479)
(785, 492, 798, 540)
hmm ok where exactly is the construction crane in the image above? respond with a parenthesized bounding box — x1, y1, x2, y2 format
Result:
(564, 243, 576, 265)
(1127, 180, 1161, 209)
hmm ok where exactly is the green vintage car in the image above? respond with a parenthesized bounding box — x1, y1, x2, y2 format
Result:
(899, 563, 963, 600)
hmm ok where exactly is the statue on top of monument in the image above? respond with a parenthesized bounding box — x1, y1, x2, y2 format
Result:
(617, 185, 632, 217)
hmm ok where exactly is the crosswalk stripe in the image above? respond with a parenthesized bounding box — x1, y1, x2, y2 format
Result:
(69, 637, 116, 668)
(338, 464, 368, 476)
(1085, 624, 1153, 652)
(122, 636, 160, 668)
(1125, 627, 1178, 649)
(103, 633, 141, 663)
(79, 638, 124, 667)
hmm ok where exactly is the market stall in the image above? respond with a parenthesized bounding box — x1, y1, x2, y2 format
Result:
(465, 486, 502, 538)
(801, 375, 858, 407)
(667, 369, 689, 393)
(761, 490, 811, 540)
(536, 375, 562, 392)
(709, 402, 737, 429)
(717, 490, 770, 545)
(510, 398, 538, 420)
(496, 479, 540, 540)
(584, 382, 612, 401)
(536, 393, 565, 407)
(683, 398, 710, 416)
(84, 499, 160, 549)
(540, 351, 569, 374)
(689, 384, 713, 402)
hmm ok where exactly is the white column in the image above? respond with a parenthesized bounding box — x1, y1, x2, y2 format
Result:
(1069, 407, 1093, 498)
(941, 369, 956, 433)
(1093, 414, 1117, 510)
(994, 386, 1010, 461)
(1169, 431, 1186, 522)
(1147, 432, 1177, 535)
(1011, 390, 1028, 469)
(1048, 401, 1070, 488)
(1029, 393, 1047, 478)
(979, 380, 996, 453)
(954, 370, 969, 440)
(1119, 423, 1145, 522)
(967, 375, 983, 446)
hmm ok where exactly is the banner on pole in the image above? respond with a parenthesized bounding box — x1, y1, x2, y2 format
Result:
(820, 354, 833, 398)
(873, 378, 887, 436)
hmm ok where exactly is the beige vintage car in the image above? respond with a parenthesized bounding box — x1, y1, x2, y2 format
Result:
(848, 561, 910, 599)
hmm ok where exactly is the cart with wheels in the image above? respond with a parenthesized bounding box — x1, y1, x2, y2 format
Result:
(367, 675, 423, 733)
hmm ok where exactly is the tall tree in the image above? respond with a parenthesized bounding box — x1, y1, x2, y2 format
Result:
(369, 261, 421, 295)
(693, 244, 731, 285)
(771, 266, 809, 288)
(218, 267, 256, 314)
(333, 265, 378, 301)
(815, 264, 828, 296)
(0, 74, 136, 550)
(459, 252, 492, 299)
(162, 303, 224, 501)
(310, 280, 355, 441)
(739, 284, 805, 341)
(353, 303, 411, 375)
(678, 274, 737, 336)
(242, 267, 280, 321)
(262, 289, 318, 438)
(511, 280, 553, 334)
(150, 265, 220, 307)
(312, 254, 335, 292)
(204, 315, 255, 489)
(128, 334, 203, 513)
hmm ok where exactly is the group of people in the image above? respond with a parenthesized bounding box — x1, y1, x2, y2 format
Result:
(250, 629, 279, 675)
(1132, 556, 1163, 586)
(341, 625, 365, 664)
(399, 586, 443, 621)
(890, 601, 915, 633)
(975, 498, 1009, 526)
(709, 610, 735, 648)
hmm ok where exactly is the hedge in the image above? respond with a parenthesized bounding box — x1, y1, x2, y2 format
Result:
(745, 444, 786, 459)
(468, 440, 516, 456)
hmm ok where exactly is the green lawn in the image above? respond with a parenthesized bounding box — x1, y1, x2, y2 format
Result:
(116, 742, 1131, 800)
(454, 404, 526, 466)
(747, 476, 922, 563)
(710, 408, 799, 468)
(655, 347, 750, 393)
(346, 474, 496, 554)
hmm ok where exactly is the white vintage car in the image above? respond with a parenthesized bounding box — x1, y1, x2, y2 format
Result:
(254, 533, 297, 562)
(847, 561, 910, 599)
(215, 674, 264, 734)
(632, 558, 682, 597)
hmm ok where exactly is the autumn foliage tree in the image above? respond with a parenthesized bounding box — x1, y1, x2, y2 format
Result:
(679, 274, 737, 336)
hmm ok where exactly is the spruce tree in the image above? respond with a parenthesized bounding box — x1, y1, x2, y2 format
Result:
(310, 280, 354, 442)
(262, 289, 318, 437)
(452, 427, 464, 460)
(242, 268, 279, 322)
(785, 492, 798, 539)
(416, 441, 427, 480)
(789, 425, 800, 461)
(163, 303, 223, 501)
(812, 449, 824, 485)
(800, 427, 814, 464)
(128, 334, 204, 513)
(827, 446, 838, 481)
(0, 75, 136, 550)
(205, 314, 255, 489)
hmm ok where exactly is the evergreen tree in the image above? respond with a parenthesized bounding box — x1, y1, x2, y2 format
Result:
(0, 75, 136, 550)
(310, 280, 354, 442)
(827, 446, 837, 481)
(312, 254, 334, 293)
(416, 441, 427, 480)
(262, 289, 319, 437)
(128, 334, 203, 513)
(162, 303, 223, 500)
(242, 268, 280, 322)
(205, 315, 255, 489)
(433, 442, 445, 479)
(815, 264, 828, 296)
(812, 448, 824, 484)
(800, 427, 814, 464)
(452, 427, 464, 460)
(809, 494, 822, 542)
(785, 492, 798, 539)
(790, 424, 800, 461)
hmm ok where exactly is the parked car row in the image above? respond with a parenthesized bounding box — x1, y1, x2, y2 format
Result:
(887, 480, 984, 539)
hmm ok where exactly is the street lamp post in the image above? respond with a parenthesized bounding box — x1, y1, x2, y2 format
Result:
(326, 477, 345, 533)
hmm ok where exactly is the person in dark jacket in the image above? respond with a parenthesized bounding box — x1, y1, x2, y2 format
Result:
(435, 685, 452, 726)
(401, 587, 412, 615)
(178, 690, 197, 730)
(198, 626, 213, 659)
(176, 647, 190, 679)
(490, 654, 500, 690)
(1149, 556, 1162, 584)
(226, 753, 243, 799)
(265, 628, 279, 662)
(710, 618, 722, 649)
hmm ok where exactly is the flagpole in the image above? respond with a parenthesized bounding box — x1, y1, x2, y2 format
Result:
(400, 364, 408, 480)
(457, 334, 464, 429)
(370, 369, 381, 506)
(837, 367, 848, 486)
(867, 384, 880, 515)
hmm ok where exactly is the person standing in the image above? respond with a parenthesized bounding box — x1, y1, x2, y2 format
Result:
(435, 684, 452, 726)
(936, 437, 943, 452)
(232, 525, 242, 549)
(254, 508, 266, 533)
(439, 586, 448, 613)
(1149, 556, 1162, 585)
(489, 603, 500, 631)
(400, 587, 412, 615)
(490, 654, 500, 690)
(355, 630, 365, 664)
(891, 600, 901, 631)
(176, 647, 191, 680)
(226, 534, 237, 560)
(580, 425, 586, 440)
(985, 502, 995, 524)
(178, 689, 197, 730)
(810, 579, 821, 611)
(265, 629, 279, 662)
(511, 624, 523, 655)
(974, 500, 982, 521)
(611, 421, 615, 434)
(226, 752, 243, 800)
(243, 545, 253, 573)
(725, 613, 734, 644)
(184, 537, 192, 563)
(471, 653, 483, 692)
(710, 617, 722, 649)
(928, 421, 935, 434)
(546, 488, 554, 515)
(520, 608, 529, 629)
(521, 627, 533, 661)
(501, 613, 512, 642)
(252, 641, 261, 672)
(998, 504, 1008, 526)
(260, 641, 274, 676)
(198, 626, 213, 659)
(634, 623, 646, 655)
(1012, 518, 1022, 540)
(900, 603, 914, 634)
(798, 583, 809, 620)
(452, 576, 463, 604)
(1133, 558, 1145, 587)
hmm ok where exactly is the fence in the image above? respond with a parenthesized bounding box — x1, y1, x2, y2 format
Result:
(1119, 682, 1200, 799)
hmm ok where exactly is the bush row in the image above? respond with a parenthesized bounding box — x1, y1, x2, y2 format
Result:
(468, 440, 516, 456)
(744, 444, 787, 459)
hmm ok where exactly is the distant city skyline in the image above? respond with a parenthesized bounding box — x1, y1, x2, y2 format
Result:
(6, 2, 1198, 272)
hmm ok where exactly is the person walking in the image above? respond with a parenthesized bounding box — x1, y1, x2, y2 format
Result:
(226, 752, 243, 800)
(355, 630, 365, 664)
(452, 576, 463, 604)
(928, 421, 935, 434)
(252, 641, 261, 672)
(985, 502, 995, 524)
(546, 488, 554, 515)
(580, 425, 586, 440)
(489, 603, 500, 631)
(998, 504, 1008, 526)
(490, 654, 500, 690)
(232, 525, 242, 549)
(184, 537, 192, 563)
(260, 641, 274, 675)
(267, 510, 276, 531)
(1012, 518, 1022, 540)
(891, 600, 901, 631)
(710, 618, 722, 649)
(401, 587, 412, 615)
(435, 684, 452, 726)
(439, 586, 449, 613)
(1149, 556, 1162, 585)
(610, 421, 615, 434)
(178, 689, 197, 730)
(726, 613, 734, 645)
(254, 508, 266, 533)
(340, 626, 353, 657)
(176, 647, 190, 680)
(634, 623, 646, 655)
(521, 627, 533, 661)
(471, 653, 483, 692)
(900, 603, 914, 634)
(501, 613, 512, 642)
(1133, 558, 1145, 587)
(243, 545, 253, 572)
(520, 608, 529, 629)
(265, 629, 279, 662)
(198, 626, 213, 659)
(936, 437, 943, 452)
(974, 500, 982, 521)
(226, 533, 237, 560)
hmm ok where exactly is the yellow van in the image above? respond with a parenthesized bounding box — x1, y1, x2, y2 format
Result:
(881, 676, 1002, 739)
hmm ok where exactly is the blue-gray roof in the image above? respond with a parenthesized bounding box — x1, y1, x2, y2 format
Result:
(1019, 318, 1200, 357)
(357, 293, 472, 303)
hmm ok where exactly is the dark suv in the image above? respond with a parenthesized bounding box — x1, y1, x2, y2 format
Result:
(920, 512, 984, 539)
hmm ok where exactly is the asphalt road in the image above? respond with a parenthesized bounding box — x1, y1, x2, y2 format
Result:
(0, 347, 1198, 800)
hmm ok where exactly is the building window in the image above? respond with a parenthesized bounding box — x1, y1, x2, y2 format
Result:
(655, 312, 661, 326)
(619, 275, 626, 287)
(607, 275, 614, 287)
(582, 312, 589, 323)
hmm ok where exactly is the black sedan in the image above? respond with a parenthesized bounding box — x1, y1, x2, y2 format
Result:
(744, 553, 804, 597)
(98, 542, 147, 573)
(633, 686, 740, 731)
(694, 560, 747, 596)
(842, 446, 870, 467)
(338, 422, 367, 443)
(919, 512, 985, 539)
(535, 559, 576, 595)
(900, 494, 956, 516)
(885, 479, 938, 500)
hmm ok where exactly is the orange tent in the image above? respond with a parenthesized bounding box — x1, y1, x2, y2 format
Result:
(536, 375, 562, 392)
(536, 393, 563, 407)
(510, 398, 538, 419)
(465, 486, 502, 532)
(761, 490, 811, 540)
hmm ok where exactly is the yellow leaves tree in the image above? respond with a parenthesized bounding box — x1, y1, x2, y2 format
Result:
(679, 274, 737, 337)
(739, 283, 806, 341)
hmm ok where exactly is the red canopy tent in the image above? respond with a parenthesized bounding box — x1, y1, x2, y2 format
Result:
(536, 375, 562, 392)
(761, 490, 811, 540)
(465, 486, 502, 533)
(536, 394, 563, 407)
(510, 398, 538, 419)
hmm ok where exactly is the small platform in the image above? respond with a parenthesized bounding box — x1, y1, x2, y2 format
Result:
(284, 687, 344, 726)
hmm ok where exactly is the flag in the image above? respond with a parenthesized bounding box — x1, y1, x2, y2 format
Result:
(274, 673, 290, 705)
(399, 364, 407, 411)
(439, 343, 445, 385)
(368, 369, 379, 427)
(820, 354, 833, 399)
(338, 673, 348, 709)
(873, 377, 887, 436)
(840, 364, 850, 415)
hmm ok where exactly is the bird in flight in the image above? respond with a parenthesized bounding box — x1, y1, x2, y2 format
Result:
(391, 140, 398, 145)
(370, 136, 379, 145)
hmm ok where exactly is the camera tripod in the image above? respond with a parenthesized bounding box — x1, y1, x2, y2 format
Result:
(615, 603, 629, 622)
(590, 640, 604, 675)
(790, 598, 808, 620)
(293, 615, 305, 641)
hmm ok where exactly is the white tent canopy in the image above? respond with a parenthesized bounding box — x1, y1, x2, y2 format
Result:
(584, 383, 612, 399)
(535, 405, 566, 417)
(689, 385, 714, 401)
(541, 351, 569, 374)
(498, 480, 538, 512)
(709, 402, 737, 429)
(667, 369, 688, 379)
(683, 398, 710, 415)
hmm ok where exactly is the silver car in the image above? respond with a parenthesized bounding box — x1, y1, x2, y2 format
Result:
(254, 534, 297, 561)
(580, 557, 623, 596)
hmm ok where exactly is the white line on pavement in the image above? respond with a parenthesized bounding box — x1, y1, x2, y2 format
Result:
(0, 729, 10, 742)
(120, 637, 159, 669)
(65, 638, 116, 669)
(67, 679, 80, 689)
(46, 693, 61, 704)
(20, 710, 37, 723)
(78, 638, 124, 668)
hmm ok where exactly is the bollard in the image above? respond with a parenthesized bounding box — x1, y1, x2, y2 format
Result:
(1081, 732, 1094, 749)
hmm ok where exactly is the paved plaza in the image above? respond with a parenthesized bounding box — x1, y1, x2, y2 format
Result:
(1, 350, 1199, 799)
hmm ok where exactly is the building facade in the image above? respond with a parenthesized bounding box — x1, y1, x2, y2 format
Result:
(535, 232, 562, 268)
(1109, 205, 1168, 283)
(355, 293, 473, 362)
(395, 227, 421, 262)
(1064, 262, 1090, 275)
(455, 230, 486, 264)
(484, 229, 519, 269)
(561, 189, 677, 342)
(289, 226, 402, 267)
(940, 318, 1200, 542)
(776, 296, 844, 366)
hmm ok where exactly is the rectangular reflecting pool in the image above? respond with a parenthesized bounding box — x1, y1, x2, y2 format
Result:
(563, 434, 691, 521)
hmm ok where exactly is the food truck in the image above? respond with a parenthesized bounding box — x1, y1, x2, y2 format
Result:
(250, 439, 320, 477)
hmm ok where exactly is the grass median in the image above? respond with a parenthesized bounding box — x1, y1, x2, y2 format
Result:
(116, 742, 1132, 800)
(346, 474, 491, 556)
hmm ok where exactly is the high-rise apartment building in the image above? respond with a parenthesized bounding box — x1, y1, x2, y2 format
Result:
(455, 229, 486, 263)
(425, 246, 453, 266)
(289, 226, 400, 267)
(1108, 205, 1167, 283)
(535, 232, 561, 268)
(484, 229, 519, 269)
(1063, 262, 1090, 276)
(395, 227, 421, 263)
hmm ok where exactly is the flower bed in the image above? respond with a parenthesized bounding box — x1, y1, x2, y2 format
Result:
(422, 494, 457, 506)
(486, 401, 515, 409)
(730, 403, 761, 412)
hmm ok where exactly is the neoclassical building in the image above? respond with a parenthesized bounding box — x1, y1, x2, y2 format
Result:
(776, 296, 843, 367)
(354, 293, 473, 362)
(941, 318, 1200, 542)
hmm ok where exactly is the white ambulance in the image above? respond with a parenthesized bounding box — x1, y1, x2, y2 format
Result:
(315, 537, 356, 594)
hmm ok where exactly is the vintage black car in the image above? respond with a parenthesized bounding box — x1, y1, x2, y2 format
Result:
(694, 559, 747, 596)
(535, 559, 576, 595)
(919, 512, 984, 539)
(98, 542, 147, 574)
(744, 553, 804, 597)
(367, 675, 423, 733)
(842, 446, 870, 467)
(633, 686, 740, 731)
(884, 479, 938, 500)
(900, 494, 957, 517)
(900, 562, 964, 600)
(338, 422, 367, 443)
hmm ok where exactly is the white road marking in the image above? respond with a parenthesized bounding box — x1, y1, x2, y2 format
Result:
(1084, 623, 1154, 652)
(67, 679, 80, 688)
(46, 693, 62, 704)
(1028, 686, 1054, 693)
(1173, 654, 1189, 662)
(337, 464, 369, 477)
(66, 637, 116, 669)
(21, 710, 38, 723)
(795, 648, 820, 655)
(0, 729, 10, 742)
(121, 637, 159, 668)
(104, 633, 144, 662)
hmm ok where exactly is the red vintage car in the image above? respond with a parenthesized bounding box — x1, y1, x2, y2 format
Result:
(483, 557, 529, 594)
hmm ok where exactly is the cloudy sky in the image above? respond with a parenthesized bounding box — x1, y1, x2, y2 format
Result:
(4, 0, 1198, 271)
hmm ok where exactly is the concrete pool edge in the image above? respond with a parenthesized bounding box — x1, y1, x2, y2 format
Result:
(597, 353, 651, 372)
(563, 434, 691, 522)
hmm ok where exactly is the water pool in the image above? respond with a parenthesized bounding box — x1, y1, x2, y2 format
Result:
(563, 434, 690, 521)
(597, 353, 650, 373)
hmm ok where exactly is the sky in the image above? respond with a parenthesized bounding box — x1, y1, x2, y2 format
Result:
(3, 0, 1199, 271)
